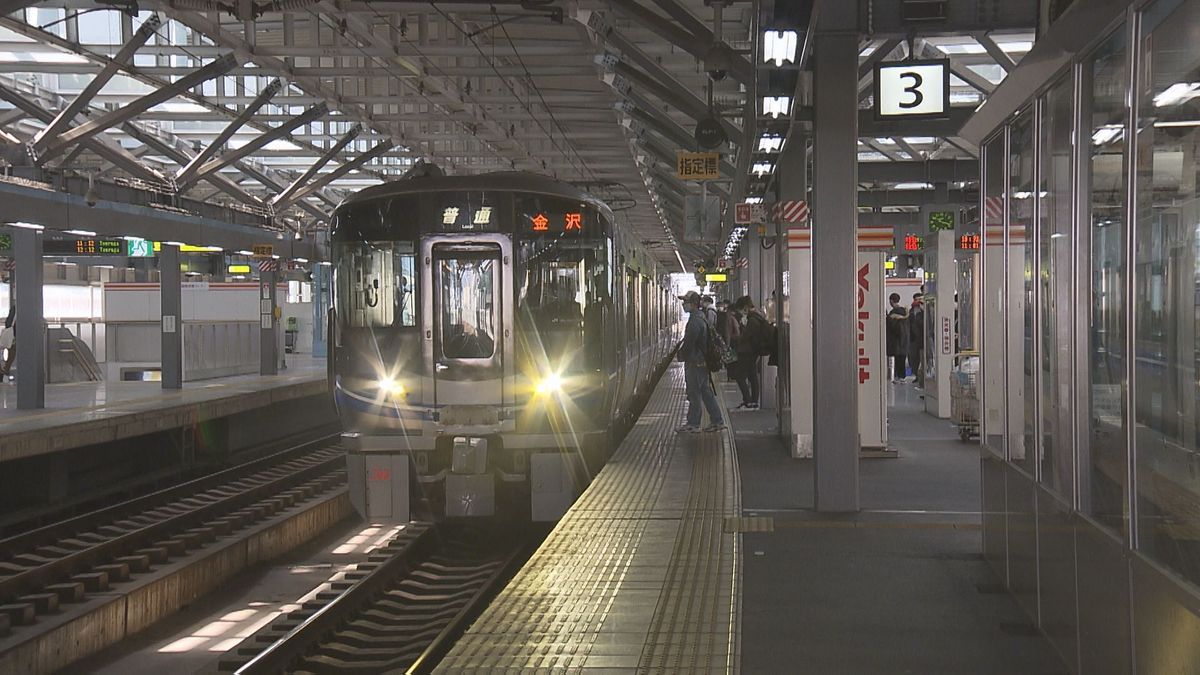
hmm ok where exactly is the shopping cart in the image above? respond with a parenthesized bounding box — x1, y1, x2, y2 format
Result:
(950, 352, 980, 441)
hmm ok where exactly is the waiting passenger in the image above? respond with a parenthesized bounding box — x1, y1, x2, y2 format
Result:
(0, 304, 14, 380)
(676, 291, 725, 434)
(700, 295, 717, 327)
(887, 293, 909, 382)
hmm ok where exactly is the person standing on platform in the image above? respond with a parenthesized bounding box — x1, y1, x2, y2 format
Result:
(0, 304, 14, 380)
(908, 293, 925, 386)
(886, 293, 909, 382)
(715, 299, 740, 383)
(676, 291, 725, 434)
(732, 296, 771, 409)
(700, 295, 717, 327)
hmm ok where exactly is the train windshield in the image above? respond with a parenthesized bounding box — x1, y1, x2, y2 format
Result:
(334, 242, 417, 328)
(437, 254, 497, 360)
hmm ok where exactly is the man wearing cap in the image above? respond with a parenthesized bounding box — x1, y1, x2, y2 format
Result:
(677, 291, 725, 433)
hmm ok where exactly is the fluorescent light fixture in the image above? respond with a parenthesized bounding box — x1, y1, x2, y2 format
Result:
(1154, 120, 1200, 128)
(893, 182, 934, 190)
(10, 222, 43, 230)
(758, 134, 784, 153)
(763, 30, 798, 67)
(745, 197, 764, 204)
(1153, 83, 1199, 108)
(902, 137, 938, 144)
(293, 257, 308, 263)
(762, 96, 791, 118)
(675, 250, 686, 273)
(319, 261, 332, 266)
(236, 250, 254, 256)
(1091, 125, 1123, 146)
(751, 161, 774, 177)
(164, 240, 186, 246)
(121, 235, 144, 241)
(65, 229, 96, 236)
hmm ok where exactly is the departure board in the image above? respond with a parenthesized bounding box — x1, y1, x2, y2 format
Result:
(43, 238, 126, 256)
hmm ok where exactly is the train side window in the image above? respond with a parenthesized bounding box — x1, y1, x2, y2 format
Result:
(334, 242, 416, 329)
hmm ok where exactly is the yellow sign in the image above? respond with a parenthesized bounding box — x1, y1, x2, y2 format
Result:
(705, 273, 728, 282)
(252, 244, 274, 258)
(885, 260, 896, 270)
(676, 151, 721, 181)
(228, 264, 252, 274)
(180, 244, 221, 253)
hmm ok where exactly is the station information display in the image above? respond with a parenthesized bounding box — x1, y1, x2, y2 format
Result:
(956, 234, 982, 250)
(44, 238, 126, 256)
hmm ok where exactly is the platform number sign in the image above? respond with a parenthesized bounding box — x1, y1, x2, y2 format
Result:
(874, 60, 950, 119)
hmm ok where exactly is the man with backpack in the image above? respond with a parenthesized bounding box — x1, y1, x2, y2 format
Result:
(676, 291, 725, 433)
(731, 296, 773, 409)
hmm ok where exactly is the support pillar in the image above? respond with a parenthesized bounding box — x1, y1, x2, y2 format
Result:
(812, 7, 859, 512)
(13, 227, 44, 409)
(311, 262, 330, 358)
(160, 243, 182, 389)
(260, 268, 278, 375)
(781, 131, 809, 452)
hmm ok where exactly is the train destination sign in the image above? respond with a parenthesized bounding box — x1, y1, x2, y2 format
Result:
(676, 151, 721, 181)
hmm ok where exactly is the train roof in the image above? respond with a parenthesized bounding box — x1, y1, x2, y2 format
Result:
(337, 171, 612, 218)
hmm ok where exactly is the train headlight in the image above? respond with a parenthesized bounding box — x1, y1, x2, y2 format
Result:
(534, 373, 563, 396)
(376, 377, 407, 398)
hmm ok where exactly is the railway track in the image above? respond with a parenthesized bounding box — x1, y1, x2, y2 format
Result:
(0, 438, 346, 638)
(223, 522, 533, 674)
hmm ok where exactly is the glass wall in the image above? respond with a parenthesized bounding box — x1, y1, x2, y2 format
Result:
(1083, 28, 1130, 535)
(1039, 76, 1076, 501)
(1133, 0, 1200, 587)
(1010, 110, 1037, 474)
(982, 134, 1007, 457)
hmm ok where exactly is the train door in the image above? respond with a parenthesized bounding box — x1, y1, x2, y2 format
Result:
(422, 236, 512, 410)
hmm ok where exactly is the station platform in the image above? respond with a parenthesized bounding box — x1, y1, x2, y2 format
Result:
(0, 356, 328, 463)
(439, 365, 1069, 673)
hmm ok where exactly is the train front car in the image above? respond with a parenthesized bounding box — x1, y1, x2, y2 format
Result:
(330, 173, 622, 522)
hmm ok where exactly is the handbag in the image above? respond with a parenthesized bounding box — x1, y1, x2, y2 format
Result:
(0, 327, 13, 350)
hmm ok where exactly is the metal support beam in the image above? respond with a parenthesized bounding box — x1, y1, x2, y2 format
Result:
(607, 0, 753, 84)
(13, 226, 44, 409)
(176, 78, 283, 186)
(811, 6, 859, 512)
(33, 14, 161, 151)
(274, 141, 393, 209)
(614, 62, 741, 141)
(271, 124, 362, 208)
(118, 122, 263, 207)
(0, 83, 165, 183)
(857, 159, 977, 183)
(974, 32, 1017, 72)
(181, 103, 328, 189)
(40, 52, 239, 160)
(863, 139, 906, 162)
(891, 137, 924, 161)
(160, 243, 182, 389)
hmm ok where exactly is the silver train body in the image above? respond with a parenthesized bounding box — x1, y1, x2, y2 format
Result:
(329, 172, 679, 521)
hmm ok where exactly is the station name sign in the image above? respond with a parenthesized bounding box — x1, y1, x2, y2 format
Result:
(874, 59, 950, 119)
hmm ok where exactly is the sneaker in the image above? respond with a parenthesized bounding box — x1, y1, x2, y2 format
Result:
(703, 423, 726, 433)
(734, 402, 750, 410)
(746, 402, 759, 409)
(676, 425, 701, 433)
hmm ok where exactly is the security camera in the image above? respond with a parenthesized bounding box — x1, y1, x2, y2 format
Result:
(704, 44, 732, 82)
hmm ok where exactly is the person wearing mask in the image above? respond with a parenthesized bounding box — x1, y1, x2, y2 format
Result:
(907, 293, 925, 386)
(886, 293, 909, 383)
(732, 296, 770, 409)
(676, 291, 725, 433)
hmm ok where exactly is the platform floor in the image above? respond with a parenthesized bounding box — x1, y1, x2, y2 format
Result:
(442, 367, 1068, 674)
(0, 354, 326, 461)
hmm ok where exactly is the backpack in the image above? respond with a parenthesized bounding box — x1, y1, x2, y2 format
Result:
(747, 313, 776, 357)
(705, 322, 737, 372)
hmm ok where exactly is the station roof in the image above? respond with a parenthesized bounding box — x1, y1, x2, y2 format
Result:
(0, 2, 1036, 265)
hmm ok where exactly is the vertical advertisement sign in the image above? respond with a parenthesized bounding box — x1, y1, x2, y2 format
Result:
(857, 252, 887, 449)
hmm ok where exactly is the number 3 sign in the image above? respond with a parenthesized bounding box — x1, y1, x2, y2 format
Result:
(874, 59, 950, 119)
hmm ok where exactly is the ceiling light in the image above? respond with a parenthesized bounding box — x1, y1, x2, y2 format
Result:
(1091, 125, 1123, 146)
(293, 257, 308, 263)
(763, 30, 798, 67)
(1154, 120, 1200, 128)
(236, 250, 254, 256)
(10, 222, 43, 230)
(758, 134, 784, 153)
(164, 241, 186, 247)
(751, 161, 774, 177)
(745, 197, 764, 204)
(1153, 82, 1200, 108)
(762, 96, 791, 118)
(65, 229, 96, 236)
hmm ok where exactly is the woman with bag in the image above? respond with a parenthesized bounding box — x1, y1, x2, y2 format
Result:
(731, 296, 770, 409)
(0, 304, 14, 380)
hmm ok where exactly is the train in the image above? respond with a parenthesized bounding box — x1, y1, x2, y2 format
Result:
(328, 167, 680, 522)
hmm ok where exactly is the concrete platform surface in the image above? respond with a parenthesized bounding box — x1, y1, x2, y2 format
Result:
(0, 355, 327, 462)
